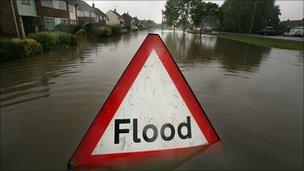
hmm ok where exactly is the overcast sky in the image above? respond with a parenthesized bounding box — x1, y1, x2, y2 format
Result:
(85, 0, 303, 24)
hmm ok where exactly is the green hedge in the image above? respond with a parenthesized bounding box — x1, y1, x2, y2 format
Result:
(28, 32, 77, 52)
(57, 33, 77, 48)
(83, 23, 106, 37)
(75, 29, 88, 39)
(55, 23, 124, 37)
(110, 24, 122, 35)
(98, 25, 123, 36)
(12, 38, 43, 57)
(0, 39, 22, 62)
(97, 26, 109, 36)
(1, 32, 77, 62)
(55, 23, 82, 34)
(28, 32, 57, 52)
(0, 38, 43, 62)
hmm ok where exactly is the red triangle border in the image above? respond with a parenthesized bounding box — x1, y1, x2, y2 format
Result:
(68, 34, 220, 169)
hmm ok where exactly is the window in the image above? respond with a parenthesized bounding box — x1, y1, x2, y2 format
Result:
(21, 0, 30, 5)
(84, 11, 89, 17)
(69, 4, 74, 13)
(58, 0, 67, 10)
(60, 19, 68, 24)
(43, 17, 55, 30)
(77, 10, 83, 17)
(41, 0, 52, 8)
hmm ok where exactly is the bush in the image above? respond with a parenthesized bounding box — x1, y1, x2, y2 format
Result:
(55, 23, 82, 34)
(98, 25, 123, 36)
(83, 23, 107, 37)
(0, 38, 42, 61)
(97, 27, 108, 36)
(110, 24, 122, 35)
(75, 29, 88, 39)
(0, 39, 22, 62)
(28, 32, 77, 52)
(84, 23, 101, 33)
(121, 29, 128, 34)
(80, 24, 123, 37)
(91, 27, 106, 37)
(105, 26, 113, 36)
(28, 32, 57, 52)
(55, 23, 73, 33)
(1, 32, 77, 62)
(12, 38, 42, 57)
(57, 33, 77, 48)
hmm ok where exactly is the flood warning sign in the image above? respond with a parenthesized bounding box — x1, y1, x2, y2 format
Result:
(68, 34, 219, 169)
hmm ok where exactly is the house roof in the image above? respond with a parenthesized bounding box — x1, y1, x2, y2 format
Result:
(94, 8, 107, 17)
(132, 17, 140, 25)
(133, 17, 140, 21)
(70, 0, 94, 12)
(108, 10, 121, 17)
(282, 19, 304, 27)
(121, 13, 132, 19)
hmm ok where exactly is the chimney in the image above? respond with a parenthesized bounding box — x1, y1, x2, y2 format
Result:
(92, 3, 95, 8)
(127, 12, 129, 15)
(114, 9, 116, 12)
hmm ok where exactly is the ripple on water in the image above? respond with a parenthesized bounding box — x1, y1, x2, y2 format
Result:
(0, 30, 303, 170)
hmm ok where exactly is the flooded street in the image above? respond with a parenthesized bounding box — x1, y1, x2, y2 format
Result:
(1, 29, 303, 170)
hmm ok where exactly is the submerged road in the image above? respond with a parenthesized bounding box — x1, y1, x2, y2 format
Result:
(1, 29, 303, 170)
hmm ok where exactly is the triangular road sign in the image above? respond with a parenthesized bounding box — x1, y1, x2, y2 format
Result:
(68, 34, 220, 169)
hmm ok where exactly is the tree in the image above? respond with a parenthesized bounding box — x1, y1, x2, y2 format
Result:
(163, 0, 179, 31)
(163, 0, 193, 33)
(191, 1, 220, 35)
(176, 0, 192, 33)
(220, 0, 280, 34)
(267, 5, 281, 29)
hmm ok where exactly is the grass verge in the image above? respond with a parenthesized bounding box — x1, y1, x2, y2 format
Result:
(213, 32, 303, 51)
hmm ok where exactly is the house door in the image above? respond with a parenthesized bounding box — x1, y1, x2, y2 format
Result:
(22, 16, 36, 35)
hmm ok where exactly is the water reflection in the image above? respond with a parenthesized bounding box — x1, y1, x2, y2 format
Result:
(1, 50, 78, 108)
(0, 29, 303, 170)
(162, 31, 270, 73)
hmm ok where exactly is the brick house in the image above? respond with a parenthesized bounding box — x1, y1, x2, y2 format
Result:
(0, 0, 18, 37)
(132, 17, 140, 28)
(35, 0, 71, 31)
(0, 0, 78, 37)
(72, 0, 96, 24)
(121, 12, 132, 29)
(68, 0, 77, 24)
(0, 0, 39, 37)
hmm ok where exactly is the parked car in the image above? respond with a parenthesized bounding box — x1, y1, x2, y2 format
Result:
(193, 27, 201, 31)
(202, 26, 213, 33)
(284, 26, 304, 37)
(131, 26, 139, 31)
(257, 26, 277, 36)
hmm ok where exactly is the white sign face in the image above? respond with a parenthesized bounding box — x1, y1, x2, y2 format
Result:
(92, 50, 208, 155)
(68, 34, 219, 169)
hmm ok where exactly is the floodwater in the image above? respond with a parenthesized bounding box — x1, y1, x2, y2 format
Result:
(0, 29, 303, 170)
